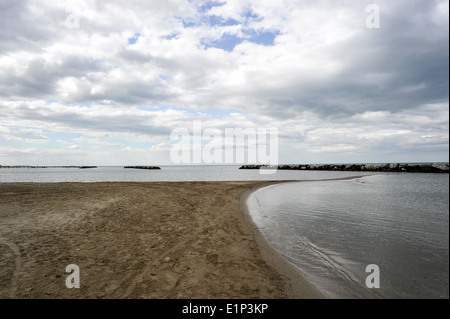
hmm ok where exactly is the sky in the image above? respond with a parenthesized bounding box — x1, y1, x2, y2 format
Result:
(0, 0, 448, 165)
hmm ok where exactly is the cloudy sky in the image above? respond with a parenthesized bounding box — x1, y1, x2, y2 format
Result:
(0, 0, 448, 165)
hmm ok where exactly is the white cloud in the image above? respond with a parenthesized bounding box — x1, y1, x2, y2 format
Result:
(0, 0, 448, 164)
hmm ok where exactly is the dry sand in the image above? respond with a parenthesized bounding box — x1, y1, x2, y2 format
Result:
(0, 181, 322, 299)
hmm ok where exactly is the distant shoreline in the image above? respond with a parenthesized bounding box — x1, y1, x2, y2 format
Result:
(1, 163, 448, 173)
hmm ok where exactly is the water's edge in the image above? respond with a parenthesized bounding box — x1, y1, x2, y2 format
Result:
(239, 180, 325, 298)
(240, 176, 368, 299)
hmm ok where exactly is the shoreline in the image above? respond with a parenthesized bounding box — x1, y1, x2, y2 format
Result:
(0, 177, 364, 299)
(239, 181, 324, 299)
(238, 175, 368, 299)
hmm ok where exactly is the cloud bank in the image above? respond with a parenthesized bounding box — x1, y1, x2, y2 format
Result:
(0, 0, 448, 165)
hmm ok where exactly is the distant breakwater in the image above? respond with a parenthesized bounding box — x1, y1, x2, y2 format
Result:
(0, 165, 162, 170)
(124, 166, 161, 170)
(240, 163, 449, 173)
(0, 165, 97, 169)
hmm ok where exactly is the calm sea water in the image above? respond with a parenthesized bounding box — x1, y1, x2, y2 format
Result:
(247, 174, 449, 299)
(0, 165, 367, 182)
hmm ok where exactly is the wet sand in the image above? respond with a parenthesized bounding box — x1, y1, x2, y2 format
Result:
(0, 181, 322, 299)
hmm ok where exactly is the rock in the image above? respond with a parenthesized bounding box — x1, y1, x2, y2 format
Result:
(237, 163, 448, 173)
(124, 166, 161, 170)
(432, 163, 449, 172)
(239, 165, 260, 169)
(389, 163, 399, 170)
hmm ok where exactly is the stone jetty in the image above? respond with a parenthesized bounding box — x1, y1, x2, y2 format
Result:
(0, 165, 96, 169)
(0, 165, 50, 168)
(239, 163, 449, 173)
(124, 166, 161, 170)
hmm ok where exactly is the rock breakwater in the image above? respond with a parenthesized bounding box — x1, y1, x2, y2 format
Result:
(239, 163, 449, 173)
(123, 166, 161, 170)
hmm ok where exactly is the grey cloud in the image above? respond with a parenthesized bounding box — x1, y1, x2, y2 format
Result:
(198, 0, 449, 120)
(0, 0, 447, 164)
(1, 101, 177, 138)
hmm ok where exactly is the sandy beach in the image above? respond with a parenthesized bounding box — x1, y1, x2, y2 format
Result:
(0, 181, 322, 299)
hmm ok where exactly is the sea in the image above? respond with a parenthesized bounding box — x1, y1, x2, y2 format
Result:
(0, 164, 448, 298)
(247, 174, 449, 299)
